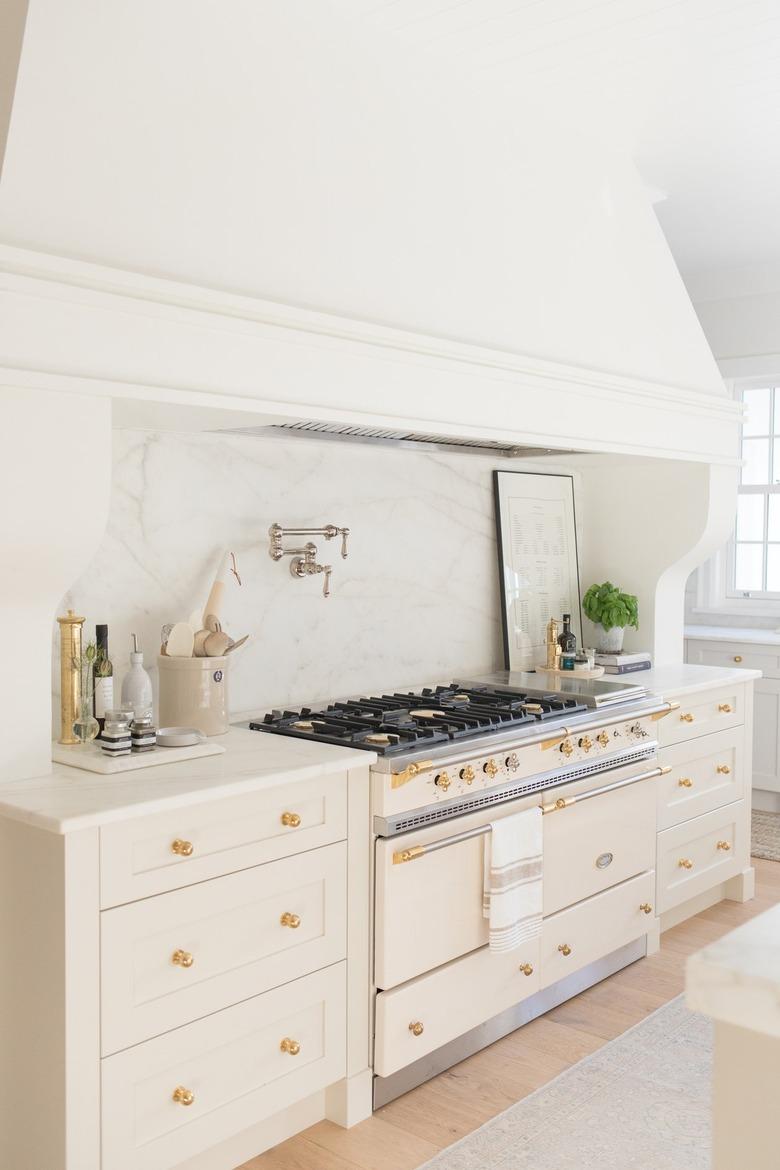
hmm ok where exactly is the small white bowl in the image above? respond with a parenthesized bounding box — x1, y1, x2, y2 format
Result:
(156, 727, 205, 748)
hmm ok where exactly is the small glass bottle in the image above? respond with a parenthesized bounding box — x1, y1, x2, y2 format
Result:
(93, 623, 114, 734)
(558, 613, 577, 656)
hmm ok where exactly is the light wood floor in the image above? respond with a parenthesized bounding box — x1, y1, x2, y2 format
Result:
(241, 859, 780, 1170)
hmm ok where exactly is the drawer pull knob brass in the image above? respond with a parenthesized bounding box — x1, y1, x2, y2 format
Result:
(678, 858, 694, 869)
(558, 943, 572, 956)
(716, 764, 731, 774)
(172, 1086, 195, 1107)
(680, 713, 695, 723)
(172, 949, 194, 968)
(171, 839, 194, 857)
(678, 777, 693, 788)
(734, 656, 742, 663)
(280, 1037, 301, 1055)
(718, 704, 733, 713)
(519, 963, 534, 976)
(717, 840, 732, 851)
(281, 811, 301, 828)
(639, 903, 653, 915)
(409, 1021, 424, 1037)
(280, 912, 301, 929)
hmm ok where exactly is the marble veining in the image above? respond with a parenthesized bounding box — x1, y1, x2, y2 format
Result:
(54, 429, 521, 725)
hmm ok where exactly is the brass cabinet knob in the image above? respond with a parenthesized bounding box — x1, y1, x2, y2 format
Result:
(434, 771, 451, 790)
(717, 840, 732, 851)
(519, 962, 534, 976)
(409, 1021, 424, 1037)
(579, 736, 593, 752)
(716, 764, 731, 774)
(505, 753, 519, 772)
(483, 758, 499, 778)
(734, 656, 742, 663)
(558, 943, 572, 956)
(639, 903, 653, 915)
(171, 839, 194, 857)
(172, 949, 194, 968)
(560, 739, 574, 758)
(718, 703, 733, 713)
(281, 811, 301, 828)
(280, 912, 301, 929)
(172, 1086, 195, 1106)
(280, 1037, 301, 1055)
(597, 730, 609, 747)
(460, 765, 475, 784)
(680, 713, 695, 723)
(678, 777, 693, 788)
(678, 858, 694, 869)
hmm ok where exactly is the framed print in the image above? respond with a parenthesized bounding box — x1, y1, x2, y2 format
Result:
(494, 470, 582, 671)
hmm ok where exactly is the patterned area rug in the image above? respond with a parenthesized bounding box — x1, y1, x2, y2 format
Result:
(752, 809, 780, 862)
(421, 996, 711, 1170)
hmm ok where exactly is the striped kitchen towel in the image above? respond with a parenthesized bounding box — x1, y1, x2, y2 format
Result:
(482, 807, 543, 953)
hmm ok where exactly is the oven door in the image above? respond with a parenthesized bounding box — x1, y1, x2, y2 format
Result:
(374, 757, 659, 990)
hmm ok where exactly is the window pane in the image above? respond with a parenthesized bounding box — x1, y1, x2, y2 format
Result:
(768, 545, 780, 593)
(744, 387, 771, 436)
(742, 438, 770, 484)
(734, 543, 764, 591)
(769, 496, 780, 541)
(736, 493, 764, 540)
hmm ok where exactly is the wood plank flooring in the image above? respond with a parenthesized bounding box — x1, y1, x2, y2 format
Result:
(240, 859, 780, 1170)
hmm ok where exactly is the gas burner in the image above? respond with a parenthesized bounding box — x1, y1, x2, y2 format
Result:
(249, 682, 588, 754)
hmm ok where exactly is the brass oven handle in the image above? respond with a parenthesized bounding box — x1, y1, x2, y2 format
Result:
(391, 760, 433, 789)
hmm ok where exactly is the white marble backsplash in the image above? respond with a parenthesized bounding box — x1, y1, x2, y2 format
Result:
(55, 429, 523, 723)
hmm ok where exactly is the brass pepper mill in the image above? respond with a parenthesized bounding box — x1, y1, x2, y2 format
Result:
(57, 609, 85, 745)
(545, 617, 560, 670)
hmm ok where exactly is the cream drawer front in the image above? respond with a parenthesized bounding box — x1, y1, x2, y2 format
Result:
(657, 688, 742, 747)
(543, 778, 656, 916)
(657, 729, 745, 831)
(687, 639, 780, 678)
(100, 773, 347, 907)
(102, 963, 346, 1170)
(656, 801, 747, 914)
(101, 842, 346, 1055)
(374, 937, 541, 1078)
(541, 871, 655, 987)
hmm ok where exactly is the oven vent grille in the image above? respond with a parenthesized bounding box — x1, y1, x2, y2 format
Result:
(223, 420, 576, 460)
(379, 745, 657, 836)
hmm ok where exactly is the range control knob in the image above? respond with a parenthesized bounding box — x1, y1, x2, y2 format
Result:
(434, 771, 451, 791)
(505, 753, 519, 772)
(597, 731, 609, 747)
(578, 736, 593, 752)
(459, 765, 475, 784)
(483, 758, 499, 778)
(559, 739, 574, 758)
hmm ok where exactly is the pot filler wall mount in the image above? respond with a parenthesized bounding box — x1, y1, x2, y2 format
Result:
(268, 522, 350, 598)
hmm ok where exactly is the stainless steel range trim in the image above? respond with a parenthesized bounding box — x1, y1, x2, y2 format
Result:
(372, 936, 647, 1108)
(373, 742, 657, 836)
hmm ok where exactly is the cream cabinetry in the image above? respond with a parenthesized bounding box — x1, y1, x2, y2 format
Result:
(0, 743, 372, 1170)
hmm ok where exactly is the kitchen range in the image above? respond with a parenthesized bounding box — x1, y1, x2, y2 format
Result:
(249, 672, 680, 1105)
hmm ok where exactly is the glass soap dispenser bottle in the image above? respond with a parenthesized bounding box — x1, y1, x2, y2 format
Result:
(120, 633, 154, 720)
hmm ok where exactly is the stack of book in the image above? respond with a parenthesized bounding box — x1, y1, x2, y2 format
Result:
(594, 651, 652, 675)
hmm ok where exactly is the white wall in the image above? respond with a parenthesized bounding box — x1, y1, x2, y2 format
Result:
(0, 0, 725, 397)
(689, 263, 780, 381)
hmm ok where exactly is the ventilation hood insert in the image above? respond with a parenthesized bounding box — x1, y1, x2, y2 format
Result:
(223, 420, 577, 459)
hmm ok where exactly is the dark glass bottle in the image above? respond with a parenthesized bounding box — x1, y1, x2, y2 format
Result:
(93, 623, 114, 733)
(557, 613, 577, 655)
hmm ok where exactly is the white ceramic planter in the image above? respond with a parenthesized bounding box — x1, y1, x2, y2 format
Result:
(595, 624, 625, 652)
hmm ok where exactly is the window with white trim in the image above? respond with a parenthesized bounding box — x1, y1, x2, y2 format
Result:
(729, 385, 780, 599)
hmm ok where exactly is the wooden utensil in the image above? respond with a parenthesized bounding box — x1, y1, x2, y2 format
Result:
(166, 622, 195, 658)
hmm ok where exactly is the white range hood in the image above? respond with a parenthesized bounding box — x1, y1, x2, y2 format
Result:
(0, 1, 741, 782)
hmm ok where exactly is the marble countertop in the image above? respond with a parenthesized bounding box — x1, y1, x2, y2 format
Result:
(685, 624, 780, 646)
(687, 904, 780, 1040)
(0, 727, 374, 835)
(626, 662, 761, 696)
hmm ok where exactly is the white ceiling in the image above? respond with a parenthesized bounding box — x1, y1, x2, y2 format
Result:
(333, 0, 780, 285)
